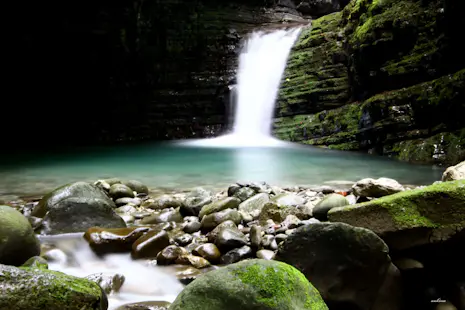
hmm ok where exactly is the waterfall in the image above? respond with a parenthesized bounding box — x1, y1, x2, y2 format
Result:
(182, 27, 302, 147)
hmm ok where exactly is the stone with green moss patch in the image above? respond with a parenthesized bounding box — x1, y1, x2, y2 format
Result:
(0, 263, 107, 310)
(168, 259, 328, 310)
(328, 180, 465, 250)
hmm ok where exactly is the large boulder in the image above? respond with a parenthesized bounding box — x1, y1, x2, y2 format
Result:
(0, 205, 41, 266)
(168, 259, 328, 310)
(33, 182, 126, 234)
(0, 264, 107, 310)
(277, 222, 401, 310)
(328, 180, 465, 250)
(442, 161, 465, 181)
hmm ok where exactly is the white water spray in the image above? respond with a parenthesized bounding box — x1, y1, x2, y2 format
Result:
(182, 27, 302, 147)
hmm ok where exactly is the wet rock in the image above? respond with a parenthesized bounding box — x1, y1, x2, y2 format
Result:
(103, 178, 121, 185)
(84, 227, 150, 255)
(121, 215, 135, 224)
(0, 205, 40, 266)
(201, 208, 241, 231)
(86, 272, 125, 295)
(182, 216, 202, 233)
(156, 245, 188, 265)
(193, 243, 221, 264)
(232, 187, 256, 202)
(27, 216, 43, 231)
(132, 211, 153, 219)
(312, 193, 349, 221)
(328, 180, 465, 250)
(176, 254, 211, 269)
(227, 184, 241, 197)
(0, 264, 107, 310)
(250, 225, 262, 248)
(109, 184, 135, 199)
(352, 177, 405, 198)
(206, 220, 238, 243)
(180, 188, 212, 216)
(115, 204, 138, 214)
(169, 259, 327, 310)
(256, 249, 276, 260)
(238, 210, 254, 223)
(275, 233, 288, 244)
(261, 235, 275, 249)
(215, 227, 247, 251)
(271, 193, 306, 206)
(220, 245, 253, 265)
(115, 197, 141, 207)
(442, 161, 465, 181)
(33, 182, 126, 234)
(132, 230, 170, 259)
(238, 193, 270, 219)
(94, 180, 111, 192)
(277, 222, 401, 310)
(140, 208, 183, 224)
(174, 233, 193, 246)
(122, 180, 149, 195)
(198, 197, 241, 219)
(145, 195, 182, 210)
(174, 266, 218, 285)
(115, 301, 171, 310)
(258, 202, 312, 225)
(310, 185, 334, 194)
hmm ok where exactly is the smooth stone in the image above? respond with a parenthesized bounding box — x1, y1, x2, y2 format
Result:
(201, 208, 242, 231)
(174, 233, 193, 246)
(140, 209, 183, 224)
(156, 245, 188, 265)
(256, 249, 276, 260)
(131, 230, 170, 259)
(198, 197, 241, 220)
(193, 243, 221, 264)
(115, 301, 171, 310)
(84, 227, 150, 255)
(220, 245, 253, 265)
(206, 220, 238, 243)
(232, 187, 256, 202)
(109, 184, 135, 199)
(250, 225, 262, 249)
(85, 272, 125, 295)
(122, 180, 149, 195)
(115, 197, 141, 207)
(215, 227, 247, 251)
(175, 254, 211, 269)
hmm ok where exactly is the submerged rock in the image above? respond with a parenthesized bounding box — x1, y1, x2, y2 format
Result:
(0, 205, 40, 266)
(33, 182, 126, 234)
(168, 259, 328, 310)
(277, 222, 401, 310)
(0, 264, 107, 310)
(328, 180, 465, 250)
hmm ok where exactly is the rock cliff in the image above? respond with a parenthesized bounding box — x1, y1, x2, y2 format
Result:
(4, 0, 307, 150)
(274, 0, 465, 165)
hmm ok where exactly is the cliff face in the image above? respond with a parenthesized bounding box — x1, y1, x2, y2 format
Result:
(4, 0, 306, 150)
(274, 0, 465, 165)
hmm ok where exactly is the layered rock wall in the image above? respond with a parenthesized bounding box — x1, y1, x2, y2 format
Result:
(274, 0, 465, 165)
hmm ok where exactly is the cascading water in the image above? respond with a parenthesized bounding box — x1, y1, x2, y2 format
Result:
(182, 27, 302, 147)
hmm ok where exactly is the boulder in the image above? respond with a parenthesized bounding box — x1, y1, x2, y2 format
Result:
(277, 222, 401, 310)
(352, 177, 405, 198)
(328, 180, 465, 250)
(168, 259, 328, 310)
(33, 182, 126, 234)
(238, 193, 270, 219)
(0, 264, 107, 310)
(312, 193, 349, 221)
(0, 205, 40, 266)
(442, 161, 465, 181)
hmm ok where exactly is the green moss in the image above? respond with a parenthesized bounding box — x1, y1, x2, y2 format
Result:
(0, 265, 104, 310)
(331, 180, 465, 229)
(234, 261, 328, 310)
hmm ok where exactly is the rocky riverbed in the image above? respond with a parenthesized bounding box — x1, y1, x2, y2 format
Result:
(1, 160, 464, 310)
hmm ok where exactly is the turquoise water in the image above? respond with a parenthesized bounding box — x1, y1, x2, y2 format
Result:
(0, 142, 443, 196)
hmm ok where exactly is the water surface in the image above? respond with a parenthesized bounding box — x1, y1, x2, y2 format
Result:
(0, 142, 443, 196)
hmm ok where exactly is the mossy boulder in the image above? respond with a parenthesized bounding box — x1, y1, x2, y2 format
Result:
(328, 180, 465, 250)
(168, 259, 328, 310)
(33, 182, 126, 234)
(277, 222, 401, 310)
(0, 205, 40, 266)
(0, 263, 107, 310)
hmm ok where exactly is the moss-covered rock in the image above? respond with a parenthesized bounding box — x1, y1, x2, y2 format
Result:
(0, 263, 107, 310)
(168, 259, 328, 310)
(274, 0, 465, 166)
(0, 205, 40, 266)
(328, 180, 465, 250)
